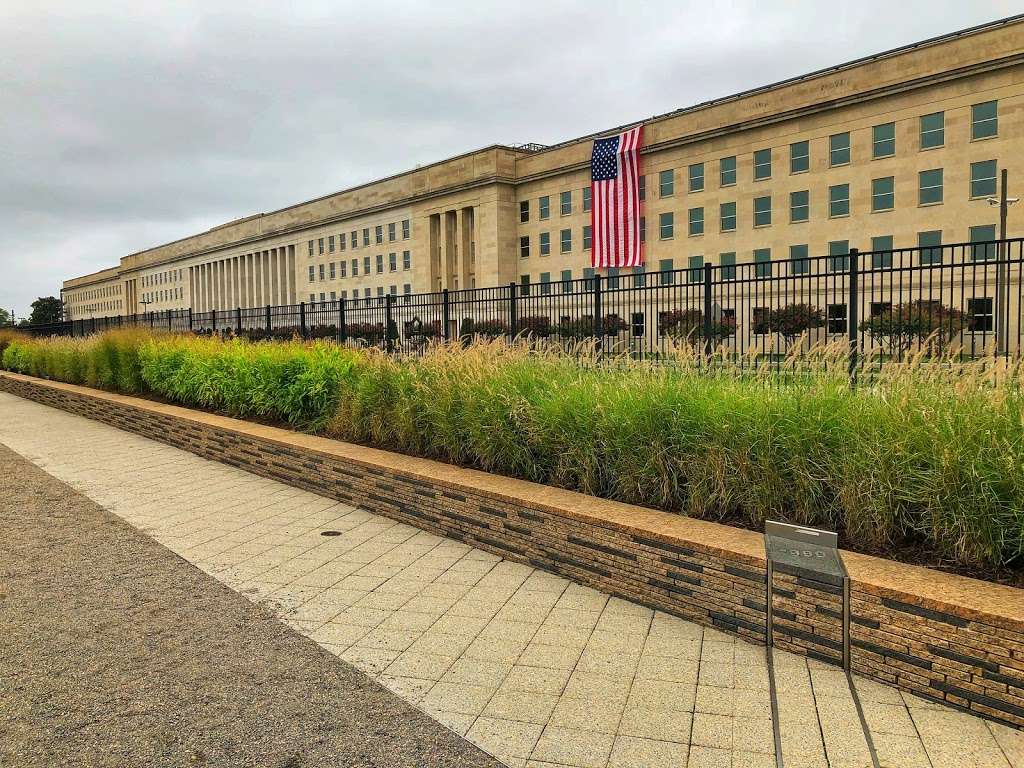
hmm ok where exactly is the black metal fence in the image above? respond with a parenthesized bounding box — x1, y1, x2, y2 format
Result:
(26, 238, 1024, 373)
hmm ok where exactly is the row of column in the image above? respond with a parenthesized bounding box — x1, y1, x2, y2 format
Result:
(190, 245, 297, 312)
(429, 207, 475, 291)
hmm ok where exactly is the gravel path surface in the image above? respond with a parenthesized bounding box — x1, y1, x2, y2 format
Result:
(0, 442, 504, 768)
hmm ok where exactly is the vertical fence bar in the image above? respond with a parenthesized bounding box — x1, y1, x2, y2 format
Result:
(385, 294, 395, 353)
(212, 309, 217, 333)
(508, 282, 518, 341)
(188, 308, 193, 332)
(299, 302, 307, 339)
(235, 306, 242, 334)
(338, 297, 346, 343)
(848, 248, 859, 387)
(442, 288, 451, 342)
(265, 305, 272, 335)
(703, 262, 714, 358)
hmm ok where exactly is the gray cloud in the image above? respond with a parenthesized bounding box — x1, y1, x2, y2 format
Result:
(0, 0, 1015, 317)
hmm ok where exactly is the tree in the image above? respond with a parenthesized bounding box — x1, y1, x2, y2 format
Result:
(767, 303, 825, 347)
(858, 300, 965, 356)
(0, 308, 10, 327)
(28, 296, 63, 326)
(658, 309, 736, 342)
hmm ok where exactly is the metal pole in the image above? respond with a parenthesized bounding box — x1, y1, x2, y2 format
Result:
(265, 305, 272, 335)
(385, 294, 395, 353)
(703, 262, 714, 357)
(235, 306, 242, 335)
(188, 308, 193, 332)
(508, 281, 518, 342)
(299, 302, 307, 339)
(848, 248, 860, 388)
(339, 297, 347, 344)
(442, 288, 451, 342)
(996, 168, 1009, 357)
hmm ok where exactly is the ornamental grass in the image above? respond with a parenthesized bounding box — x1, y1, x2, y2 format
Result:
(3, 330, 1022, 574)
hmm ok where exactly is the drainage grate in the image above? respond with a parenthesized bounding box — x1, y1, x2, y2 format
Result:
(320, 530, 342, 537)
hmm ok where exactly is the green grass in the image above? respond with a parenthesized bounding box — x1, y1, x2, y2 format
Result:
(3, 331, 1023, 574)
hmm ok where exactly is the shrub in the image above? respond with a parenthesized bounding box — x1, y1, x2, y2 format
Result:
(768, 303, 825, 347)
(859, 300, 965, 355)
(658, 309, 736, 342)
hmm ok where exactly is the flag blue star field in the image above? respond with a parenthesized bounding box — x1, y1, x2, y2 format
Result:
(590, 124, 643, 268)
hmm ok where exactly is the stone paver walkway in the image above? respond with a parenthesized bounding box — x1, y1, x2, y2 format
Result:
(1, 392, 1022, 768)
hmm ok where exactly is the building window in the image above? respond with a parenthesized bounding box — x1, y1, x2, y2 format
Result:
(539, 196, 550, 219)
(330, 291, 337, 301)
(827, 304, 848, 334)
(308, 266, 315, 282)
(376, 254, 383, 273)
(583, 187, 591, 212)
(719, 252, 736, 280)
(339, 234, 346, 252)
(659, 169, 674, 197)
(607, 267, 620, 289)
(560, 191, 572, 216)
(339, 260, 347, 278)
(829, 184, 850, 217)
(583, 225, 592, 250)
(659, 212, 674, 239)
(631, 312, 645, 337)
(349, 258, 358, 276)
(968, 297, 994, 332)
(688, 207, 704, 236)
(720, 156, 736, 186)
(539, 231, 551, 256)
(658, 259, 675, 285)
(753, 149, 771, 180)
(871, 235, 893, 268)
(688, 162, 704, 192)
(308, 240, 314, 256)
(919, 169, 943, 205)
(638, 175, 646, 201)
(640, 216, 645, 243)
(560, 269, 572, 293)
(872, 177, 894, 211)
(687, 255, 704, 283)
(388, 222, 396, 242)
(790, 141, 809, 173)
(375, 225, 383, 244)
(918, 230, 943, 265)
(720, 201, 736, 232)
(328, 235, 336, 253)
(376, 287, 384, 297)
(920, 112, 944, 149)
(829, 133, 850, 166)
(351, 231, 358, 249)
(402, 251, 411, 270)
(560, 228, 572, 253)
(752, 307, 770, 334)
(828, 240, 850, 272)
(318, 264, 325, 281)
(628, 266, 643, 287)
(363, 228, 370, 246)
(402, 219, 410, 239)
(308, 293, 314, 302)
(970, 160, 997, 198)
(790, 190, 809, 223)
(753, 196, 771, 227)
(970, 224, 997, 261)
(329, 262, 337, 279)
(318, 238, 325, 255)
(363, 255, 371, 274)
(789, 244, 809, 275)
(754, 248, 771, 278)
(971, 100, 998, 140)
(388, 252, 397, 272)
(519, 200, 530, 223)
(872, 123, 896, 159)
(540, 272, 551, 295)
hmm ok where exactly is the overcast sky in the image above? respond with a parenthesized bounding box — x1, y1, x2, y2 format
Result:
(0, 0, 1017, 317)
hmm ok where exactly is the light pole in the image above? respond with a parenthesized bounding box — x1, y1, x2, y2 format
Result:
(985, 169, 1019, 355)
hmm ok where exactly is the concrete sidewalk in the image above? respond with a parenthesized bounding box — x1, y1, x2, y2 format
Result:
(1, 391, 1021, 768)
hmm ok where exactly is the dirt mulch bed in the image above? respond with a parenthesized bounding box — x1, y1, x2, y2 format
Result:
(0, 442, 502, 768)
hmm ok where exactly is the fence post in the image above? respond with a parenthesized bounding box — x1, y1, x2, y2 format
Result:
(188, 308, 193, 332)
(848, 248, 860, 387)
(235, 306, 242, 335)
(299, 302, 307, 339)
(149, 311, 154, 329)
(212, 308, 217, 333)
(385, 294, 395, 353)
(442, 288, 451, 342)
(508, 282, 518, 342)
(338, 297, 347, 344)
(265, 305, 272, 335)
(703, 262, 714, 357)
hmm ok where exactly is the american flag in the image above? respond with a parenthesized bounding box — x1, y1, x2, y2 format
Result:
(590, 124, 643, 269)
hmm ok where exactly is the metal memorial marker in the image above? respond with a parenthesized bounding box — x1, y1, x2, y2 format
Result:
(764, 520, 850, 670)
